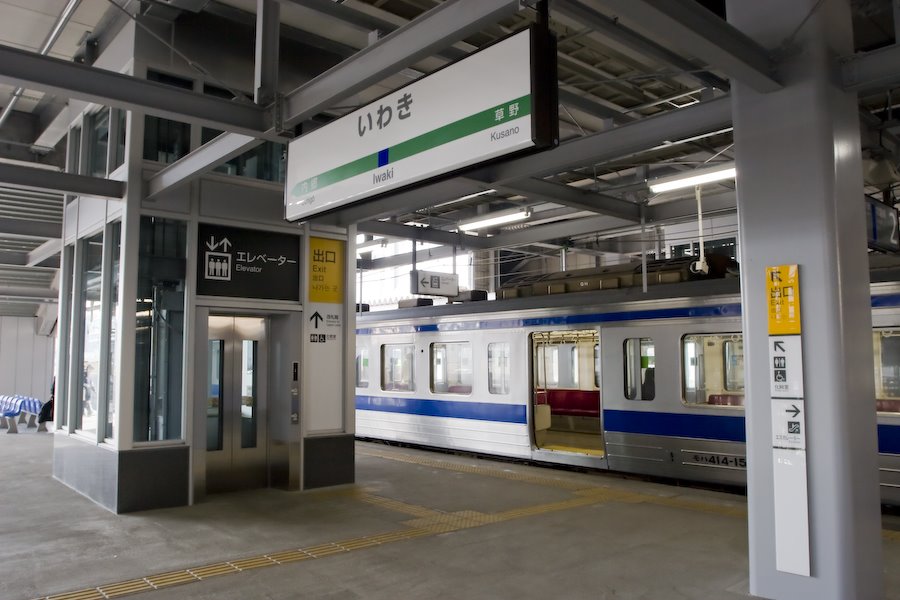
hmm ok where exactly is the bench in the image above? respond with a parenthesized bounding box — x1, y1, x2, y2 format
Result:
(0, 395, 45, 433)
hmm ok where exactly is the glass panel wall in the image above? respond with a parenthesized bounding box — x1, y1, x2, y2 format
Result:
(134, 217, 187, 442)
(58, 245, 75, 428)
(76, 232, 104, 433)
(87, 109, 110, 177)
(112, 109, 127, 171)
(143, 117, 190, 164)
(104, 222, 122, 439)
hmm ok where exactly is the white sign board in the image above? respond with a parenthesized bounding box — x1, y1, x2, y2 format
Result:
(285, 28, 553, 222)
(771, 398, 806, 450)
(769, 335, 804, 398)
(411, 270, 458, 297)
(772, 448, 811, 576)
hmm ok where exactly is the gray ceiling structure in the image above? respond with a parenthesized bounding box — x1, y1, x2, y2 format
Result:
(0, 0, 899, 314)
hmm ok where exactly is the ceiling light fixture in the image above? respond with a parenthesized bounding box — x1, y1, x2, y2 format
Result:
(648, 162, 736, 194)
(458, 208, 531, 232)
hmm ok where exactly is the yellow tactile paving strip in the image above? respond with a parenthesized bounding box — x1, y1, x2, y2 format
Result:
(33, 446, 899, 600)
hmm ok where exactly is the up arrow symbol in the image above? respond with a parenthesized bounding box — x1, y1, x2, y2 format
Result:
(310, 311, 323, 328)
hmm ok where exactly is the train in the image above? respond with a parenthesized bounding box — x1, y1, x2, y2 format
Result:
(353, 256, 900, 504)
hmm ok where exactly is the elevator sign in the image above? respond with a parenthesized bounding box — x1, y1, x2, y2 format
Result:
(197, 223, 300, 301)
(766, 264, 801, 335)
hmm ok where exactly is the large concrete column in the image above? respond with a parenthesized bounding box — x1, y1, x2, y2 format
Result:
(728, 1, 883, 598)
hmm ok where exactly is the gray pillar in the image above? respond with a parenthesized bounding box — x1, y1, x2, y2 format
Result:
(728, 1, 883, 598)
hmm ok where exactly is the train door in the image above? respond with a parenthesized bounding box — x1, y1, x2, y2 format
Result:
(205, 315, 268, 493)
(530, 329, 604, 456)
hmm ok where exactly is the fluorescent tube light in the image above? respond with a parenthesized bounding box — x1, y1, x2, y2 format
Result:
(648, 163, 736, 193)
(458, 208, 531, 232)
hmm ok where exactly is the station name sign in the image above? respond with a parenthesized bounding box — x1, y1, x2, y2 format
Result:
(285, 26, 557, 222)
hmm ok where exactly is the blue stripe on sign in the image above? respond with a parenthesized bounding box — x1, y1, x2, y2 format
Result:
(356, 395, 527, 424)
(377, 148, 389, 167)
(603, 409, 747, 443)
(879, 424, 900, 454)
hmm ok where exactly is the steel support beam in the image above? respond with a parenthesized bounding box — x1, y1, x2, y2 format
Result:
(477, 96, 733, 185)
(0, 286, 58, 300)
(492, 178, 641, 222)
(487, 215, 634, 248)
(358, 220, 491, 250)
(145, 133, 262, 199)
(600, 0, 780, 92)
(0, 163, 125, 198)
(359, 245, 461, 270)
(27, 238, 62, 266)
(281, 0, 523, 126)
(0, 252, 28, 266)
(279, 0, 400, 34)
(554, 0, 730, 92)
(0, 217, 61, 239)
(0, 44, 270, 135)
(255, 0, 281, 105)
(842, 43, 900, 93)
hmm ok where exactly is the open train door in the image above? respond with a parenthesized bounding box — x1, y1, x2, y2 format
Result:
(529, 330, 604, 458)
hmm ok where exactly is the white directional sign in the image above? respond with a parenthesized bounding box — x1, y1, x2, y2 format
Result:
(771, 398, 806, 450)
(410, 270, 459, 297)
(769, 335, 804, 398)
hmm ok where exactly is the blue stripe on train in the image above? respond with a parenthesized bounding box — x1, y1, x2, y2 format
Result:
(355, 397, 900, 452)
(356, 395, 527, 424)
(603, 409, 747, 443)
(879, 424, 900, 454)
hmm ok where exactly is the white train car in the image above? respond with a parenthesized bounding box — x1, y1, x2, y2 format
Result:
(355, 271, 900, 504)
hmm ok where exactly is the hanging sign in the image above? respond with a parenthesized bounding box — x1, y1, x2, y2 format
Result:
(285, 26, 557, 222)
(197, 223, 300, 301)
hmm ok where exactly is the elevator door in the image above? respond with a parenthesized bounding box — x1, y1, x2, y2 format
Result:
(206, 316, 268, 493)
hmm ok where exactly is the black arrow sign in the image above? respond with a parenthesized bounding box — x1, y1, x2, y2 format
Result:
(310, 311, 323, 328)
(773, 341, 785, 352)
(420, 277, 428, 287)
(786, 404, 800, 418)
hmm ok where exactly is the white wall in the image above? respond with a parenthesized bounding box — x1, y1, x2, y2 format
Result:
(0, 317, 55, 400)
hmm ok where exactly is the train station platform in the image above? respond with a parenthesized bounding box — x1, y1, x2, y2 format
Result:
(3, 430, 899, 600)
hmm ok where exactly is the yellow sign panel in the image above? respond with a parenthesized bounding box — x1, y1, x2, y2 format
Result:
(766, 264, 801, 335)
(309, 237, 344, 303)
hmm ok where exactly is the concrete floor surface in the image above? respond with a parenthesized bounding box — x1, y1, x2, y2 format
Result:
(1, 429, 897, 600)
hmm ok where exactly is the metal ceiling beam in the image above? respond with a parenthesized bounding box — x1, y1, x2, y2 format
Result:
(27, 238, 61, 266)
(279, 0, 400, 33)
(254, 0, 281, 105)
(491, 178, 641, 222)
(0, 217, 61, 239)
(553, 0, 729, 92)
(648, 189, 736, 222)
(0, 285, 58, 300)
(0, 163, 125, 198)
(359, 245, 460, 270)
(599, 0, 780, 93)
(0, 252, 28, 266)
(477, 96, 733, 184)
(281, 0, 523, 127)
(145, 133, 261, 199)
(842, 43, 900, 93)
(487, 214, 635, 249)
(0, 44, 270, 136)
(358, 220, 492, 250)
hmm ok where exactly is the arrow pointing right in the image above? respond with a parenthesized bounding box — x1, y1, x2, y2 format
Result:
(786, 404, 800, 418)
(773, 340, 785, 352)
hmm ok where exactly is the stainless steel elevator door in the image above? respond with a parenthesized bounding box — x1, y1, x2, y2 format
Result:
(206, 316, 268, 493)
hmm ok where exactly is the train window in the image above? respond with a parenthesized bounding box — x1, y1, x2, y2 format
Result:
(381, 344, 415, 392)
(431, 343, 472, 394)
(533, 330, 597, 390)
(624, 338, 655, 401)
(873, 330, 900, 413)
(356, 346, 369, 388)
(488, 343, 510, 394)
(682, 334, 744, 407)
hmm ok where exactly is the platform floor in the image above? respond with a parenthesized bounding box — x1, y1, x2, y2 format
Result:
(2, 430, 898, 600)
